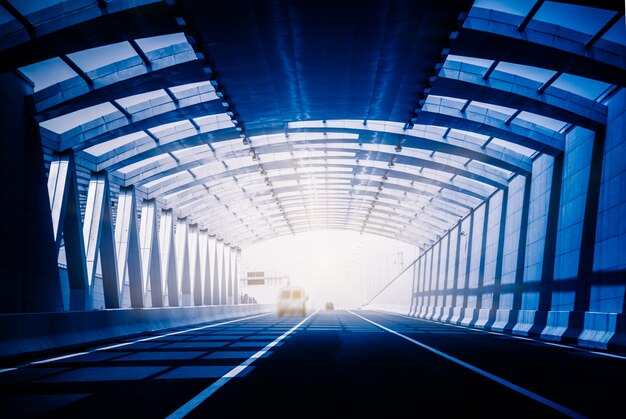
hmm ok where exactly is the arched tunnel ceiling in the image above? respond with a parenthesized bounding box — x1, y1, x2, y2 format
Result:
(2, 0, 624, 248)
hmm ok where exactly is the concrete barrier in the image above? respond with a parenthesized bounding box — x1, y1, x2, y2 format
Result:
(473, 308, 493, 328)
(577, 312, 621, 350)
(511, 310, 537, 336)
(373, 304, 626, 351)
(541, 311, 585, 342)
(0, 304, 273, 359)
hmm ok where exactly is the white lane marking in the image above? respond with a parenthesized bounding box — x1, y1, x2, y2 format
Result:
(166, 310, 320, 419)
(542, 342, 571, 349)
(31, 352, 89, 365)
(0, 312, 272, 374)
(588, 351, 626, 360)
(348, 310, 586, 419)
(510, 335, 535, 342)
(376, 310, 626, 360)
(94, 342, 135, 351)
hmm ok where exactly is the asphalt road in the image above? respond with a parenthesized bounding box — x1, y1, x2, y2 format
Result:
(1, 310, 625, 418)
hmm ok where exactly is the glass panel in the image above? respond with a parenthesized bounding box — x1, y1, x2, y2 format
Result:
(495, 61, 556, 83)
(9, 0, 65, 14)
(0, 6, 16, 24)
(67, 41, 137, 73)
(40, 102, 117, 134)
(488, 138, 535, 157)
(116, 89, 169, 108)
(134, 33, 188, 53)
(116, 154, 172, 174)
(169, 81, 214, 96)
(446, 54, 493, 68)
(534, 2, 616, 35)
(19, 57, 77, 92)
(517, 112, 566, 132)
(602, 19, 626, 46)
(472, 0, 536, 16)
(470, 101, 517, 117)
(551, 73, 612, 101)
(83, 131, 146, 157)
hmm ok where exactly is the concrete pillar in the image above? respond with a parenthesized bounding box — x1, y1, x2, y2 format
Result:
(206, 236, 216, 305)
(451, 211, 474, 324)
(212, 238, 221, 305)
(444, 224, 461, 322)
(409, 249, 422, 317)
(114, 186, 143, 308)
(233, 247, 241, 305)
(83, 171, 120, 309)
(47, 153, 89, 311)
(468, 200, 489, 327)
(427, 241, 441, 319)
(480, 189, 507, 329)
(188, 224, 203, 306)
(225, 244, 233, 305)
(139, 199, 162, 307)
(159, 208, 177, 307)
(543, 127, 606, 343)
(175, 218, 191, 306)
(198, 229, 210, 306)
(436, 231, 452, 321)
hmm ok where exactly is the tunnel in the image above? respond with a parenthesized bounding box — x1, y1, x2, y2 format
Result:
(0, 0, 625, 416)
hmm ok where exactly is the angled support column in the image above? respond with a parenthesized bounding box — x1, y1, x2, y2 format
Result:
(114, 186, 143, 308)
(188, 223, 203, 306)
(410, 253, 422, 317)
(198, 229, 210, 306)
(207, 235, 217, 305)
(159, 208, 177, 306)
(47, 153, 89, 310)
(83, 171, 120, 309)
(226, 245, 233, 305)
(139, 199, 162, 307)
(213, 239, 222, 305)
(436, 231, 452, 321)
(233, 247, 241, 305)
(219, 240, 227, 305)
(176, 218, 191, 306)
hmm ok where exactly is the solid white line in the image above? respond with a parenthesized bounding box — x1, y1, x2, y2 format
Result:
(588, 350, 626, 360)
(31, 352, 89, 365)
(0, 312, 272, 374)
(166, 310, 320, 419)
(348, 310, 586, 419)
(510, 335, 535, 342)
(375, 310, 626, 360)
(94, 342, 135, 351)
(542, 342, 571, 349)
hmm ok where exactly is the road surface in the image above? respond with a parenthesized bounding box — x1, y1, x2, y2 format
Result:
(1, 310, 625, 417)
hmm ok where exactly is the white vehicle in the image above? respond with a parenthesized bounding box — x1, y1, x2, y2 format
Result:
(277, 286, 307, 316)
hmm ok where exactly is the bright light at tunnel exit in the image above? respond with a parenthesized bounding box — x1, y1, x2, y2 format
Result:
(240, 230, 418, 310)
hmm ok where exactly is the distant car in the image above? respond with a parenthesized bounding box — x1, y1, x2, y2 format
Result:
(277, 286, 307, 316)
(325, 302, 334, 310)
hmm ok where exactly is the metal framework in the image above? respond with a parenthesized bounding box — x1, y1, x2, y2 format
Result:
(2, 0, 622, 310)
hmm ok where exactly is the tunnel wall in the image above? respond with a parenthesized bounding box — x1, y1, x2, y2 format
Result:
(0, 304, 273, 359)
(0, 72, 63, 313)
(367, 90, 626, 350)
